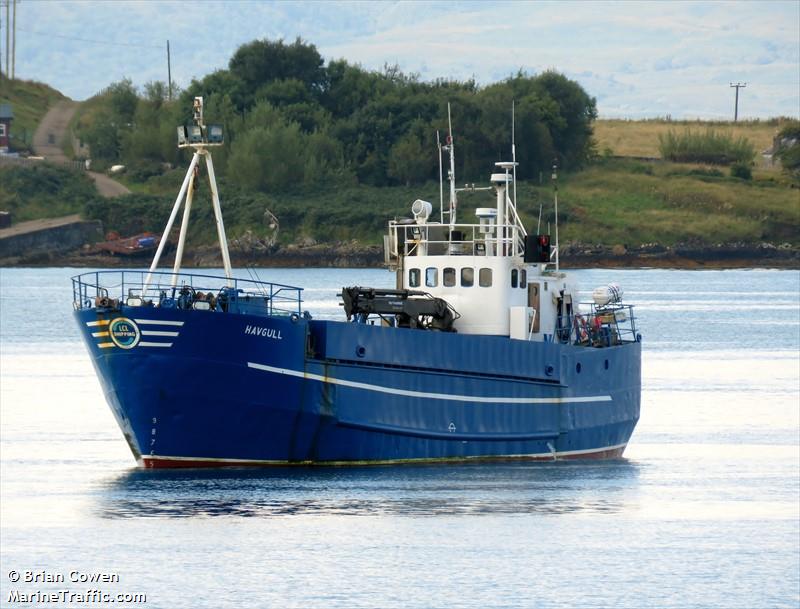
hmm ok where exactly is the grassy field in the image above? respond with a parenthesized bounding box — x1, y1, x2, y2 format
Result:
(521, 158, 799, 246)
(0, 76, 67, 147)
(593, 118, 787, 160)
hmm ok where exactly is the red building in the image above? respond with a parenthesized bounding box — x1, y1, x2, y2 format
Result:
(0, 104, 13, 153)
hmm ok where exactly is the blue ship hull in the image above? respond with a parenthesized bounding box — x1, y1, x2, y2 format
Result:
(75, 305, 641, 467)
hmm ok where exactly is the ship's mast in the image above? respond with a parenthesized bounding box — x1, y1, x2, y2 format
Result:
(437, 130, 444, 224)
(447, 103, 457, 226)
(143, 97, 232, 292)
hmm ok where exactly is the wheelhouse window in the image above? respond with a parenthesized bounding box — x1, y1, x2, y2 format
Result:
(443, 267, 456, 287)
(461, 267, 474, 287)
(519, 269, 527, 288)
(409, 268, 421, 287)
(479, 268, 492, 287)
(425, 267, 438, 287)
(511, 269, 518, 288)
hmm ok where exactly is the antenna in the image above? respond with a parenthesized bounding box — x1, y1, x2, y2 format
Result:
(536, 201, 542, 234)
(437, 130, 444, 224)
(512, 100, 517, 209)
(447, 103, 457, 226)
(552, 159, 559, 271)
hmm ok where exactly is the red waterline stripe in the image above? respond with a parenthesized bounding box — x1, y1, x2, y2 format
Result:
(140, 445, 627, 469)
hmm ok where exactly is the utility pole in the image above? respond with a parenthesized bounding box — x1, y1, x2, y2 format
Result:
(11, 0, 15, 80)
(730, 82, 747, 122)
(5, 0, 9, 78)
(167, 40, 172, 101)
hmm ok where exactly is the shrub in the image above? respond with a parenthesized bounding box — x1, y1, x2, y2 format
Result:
(126, 159, 165, 183)
(0, 163, 97, 222)
(730, 162, 752, 180)
(775, 120, 800, 180)
(658, 129, 755, 165)
(629, 163, 654, 175)
(84, 193, 172, 235)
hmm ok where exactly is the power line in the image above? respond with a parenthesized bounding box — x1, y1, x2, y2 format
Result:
(17, 26, 163, 50)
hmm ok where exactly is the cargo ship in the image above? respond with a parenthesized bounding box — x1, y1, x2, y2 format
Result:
(72, 98, 641, 467)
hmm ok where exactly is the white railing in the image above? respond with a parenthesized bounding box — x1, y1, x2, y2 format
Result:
(389, 222, 526, 258)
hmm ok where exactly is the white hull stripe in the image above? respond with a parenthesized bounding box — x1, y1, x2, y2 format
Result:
(141, 330, 180, 337)
(86, 319, 110, 327)
(142, 443, 628, 465)
(247, 362, 612, 405)
(91, 331, 109, 337)
(134, 319, 184, 326)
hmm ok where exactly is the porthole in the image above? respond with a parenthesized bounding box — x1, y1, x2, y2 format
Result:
(479, 268, 492, 287)
(576, 362, 582, 374)
(461, 267, 474, 287)
(409, 268, 420, 287)
(604, 359, 609, 370)
(443, 267, 456, 287)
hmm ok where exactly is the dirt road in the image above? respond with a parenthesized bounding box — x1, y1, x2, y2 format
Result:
(32, 100, 79, 162)
(32, 101, 131, 198)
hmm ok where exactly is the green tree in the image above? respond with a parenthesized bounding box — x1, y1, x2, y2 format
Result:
(83, 109, 122, 162)
(388, 130, 432, 185)
(227, 121, 307, 191)
(143, 81, 169, 109)
(105, 79, 139, 126)
(229, 38, 326, 105)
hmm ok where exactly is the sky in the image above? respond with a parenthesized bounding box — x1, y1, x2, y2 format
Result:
(3, 0, 799, 119)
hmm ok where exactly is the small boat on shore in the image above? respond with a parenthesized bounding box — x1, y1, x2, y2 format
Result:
(72, 97, 641, 467)
(89, 232, 161, 257)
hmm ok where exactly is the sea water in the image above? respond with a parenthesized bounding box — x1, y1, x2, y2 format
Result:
(1, 267, 798, 609)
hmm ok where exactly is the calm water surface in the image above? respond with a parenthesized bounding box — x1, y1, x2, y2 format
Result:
(1, 267, 798, 609)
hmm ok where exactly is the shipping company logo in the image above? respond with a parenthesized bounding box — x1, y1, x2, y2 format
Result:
(108, 317, 141, 349)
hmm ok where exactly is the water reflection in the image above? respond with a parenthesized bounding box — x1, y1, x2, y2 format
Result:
(96, 460, 641, 519)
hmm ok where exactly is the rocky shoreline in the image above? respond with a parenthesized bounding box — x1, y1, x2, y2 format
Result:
(3, 239, 798, 269)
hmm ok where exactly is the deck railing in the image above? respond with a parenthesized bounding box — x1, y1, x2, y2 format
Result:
(72, 270, 303, 316)
(555, 303, 639, 347)
(388, 222, 525, 258)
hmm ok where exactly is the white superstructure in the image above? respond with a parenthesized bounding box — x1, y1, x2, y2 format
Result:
(384, 114, 579, 341)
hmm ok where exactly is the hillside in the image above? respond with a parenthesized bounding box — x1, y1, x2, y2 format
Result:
(1, 41, 798, 268)
(77, 155, 797, 246)
(0, 76, 67, 149)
